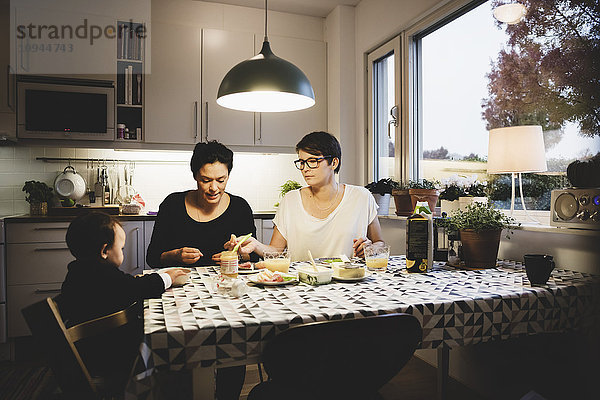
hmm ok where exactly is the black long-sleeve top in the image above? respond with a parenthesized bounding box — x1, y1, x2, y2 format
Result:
(146, 191, 257, 267)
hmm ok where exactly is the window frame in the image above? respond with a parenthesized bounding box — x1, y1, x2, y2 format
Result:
(366, 36, 404, 184)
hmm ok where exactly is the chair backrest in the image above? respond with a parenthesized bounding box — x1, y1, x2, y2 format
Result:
(261, 313, 422, 400)
(21, 297, 138, 399)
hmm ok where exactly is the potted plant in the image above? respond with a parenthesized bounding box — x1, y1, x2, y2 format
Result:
(458, 180, 488, 211)
(391, 181, 412, 216)
(22, 181, 54, 216)
(408, 179, 440, 213)
(439, 176, 467, 216)
(365, 178, 400, 215)
(274, 180, 302, 208)
(440, 202, 518, 269)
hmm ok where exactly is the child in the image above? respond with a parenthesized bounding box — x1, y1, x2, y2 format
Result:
(60, 212, 188, 388)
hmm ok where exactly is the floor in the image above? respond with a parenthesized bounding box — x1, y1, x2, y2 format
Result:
(1, 337, 487, 400)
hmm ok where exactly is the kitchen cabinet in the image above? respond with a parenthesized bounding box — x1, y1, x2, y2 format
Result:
(144, 220, 154, 269)
(5, 220, 145, 337)
(201, 29, 327, 148)
(144, 21, 201, 144)
(0, 0, 15, 141)
(262, 219, 274, 245)
(255, 35, 327, 147)
(201, 29, 256, 146)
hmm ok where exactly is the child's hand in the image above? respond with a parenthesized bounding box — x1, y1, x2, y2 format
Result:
(164, 268, 190, 282)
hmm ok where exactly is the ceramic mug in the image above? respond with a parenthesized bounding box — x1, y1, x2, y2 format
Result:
(523, 254, 555, 285)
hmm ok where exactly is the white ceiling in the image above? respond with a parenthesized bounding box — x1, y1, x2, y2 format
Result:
(200, 0, 361, 18)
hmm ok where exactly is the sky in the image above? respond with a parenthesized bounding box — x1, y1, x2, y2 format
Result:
(420, 1, 600, 161)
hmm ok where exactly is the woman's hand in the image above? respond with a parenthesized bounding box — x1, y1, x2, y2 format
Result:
(162, 247, 202, 265)
(225, 233, 259, 256)
(352, 237, 372, 258)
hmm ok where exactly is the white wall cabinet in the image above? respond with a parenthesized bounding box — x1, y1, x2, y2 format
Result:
(201, 29, 256, 146)
(0, 0, 15, 140)
(144, 21, 201, 144)
(256, 35, 327, 147)
(202, 29, 327, 148)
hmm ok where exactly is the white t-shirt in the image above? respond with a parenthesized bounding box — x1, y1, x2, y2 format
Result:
(273, 184, 379, 262)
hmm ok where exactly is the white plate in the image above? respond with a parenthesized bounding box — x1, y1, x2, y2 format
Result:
(247, 274, 297, 286)
(332, 271, 373, 282)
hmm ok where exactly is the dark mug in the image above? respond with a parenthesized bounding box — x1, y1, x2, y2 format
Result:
(523, 254, 555, 285)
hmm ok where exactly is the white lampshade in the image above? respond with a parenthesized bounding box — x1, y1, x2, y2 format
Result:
(487, 125, 547, 174)
(493, 3, 527, 24)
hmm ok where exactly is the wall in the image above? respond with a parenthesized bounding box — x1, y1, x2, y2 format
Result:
(0, 145, 304, 215)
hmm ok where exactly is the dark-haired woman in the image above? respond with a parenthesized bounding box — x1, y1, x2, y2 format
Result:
(146, 140, 254, 400)
(238, 131, 384, 261)
(146, 140, 257, 267)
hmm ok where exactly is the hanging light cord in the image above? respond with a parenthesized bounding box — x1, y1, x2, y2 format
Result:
(264, 0, 268, 42)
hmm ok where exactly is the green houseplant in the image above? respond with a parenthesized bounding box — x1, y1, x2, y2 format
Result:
(365, 178, 401, 216)
(274, 180, 302, 207)
(22, 181, 54, 216)
(440, 202, 518, 269)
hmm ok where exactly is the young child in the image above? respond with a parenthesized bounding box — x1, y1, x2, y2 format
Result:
(60, 212, 188, 387)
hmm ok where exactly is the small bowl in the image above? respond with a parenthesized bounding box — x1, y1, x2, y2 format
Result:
(297, 265, 332, 285)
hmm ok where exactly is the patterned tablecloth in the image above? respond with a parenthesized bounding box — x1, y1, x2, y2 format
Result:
(135, 257, 600, 378)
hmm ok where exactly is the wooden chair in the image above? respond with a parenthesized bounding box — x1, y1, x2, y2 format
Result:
(248, 313, 422, 400)
(21, 297, 140, 400)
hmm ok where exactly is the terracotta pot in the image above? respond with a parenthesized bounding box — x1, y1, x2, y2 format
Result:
(30, 202, 48, 216)
(409, 189, 439, 213)
(372, 193, 391, 216)
(459, 229, 502, 269)
(392, 189, 413, 216)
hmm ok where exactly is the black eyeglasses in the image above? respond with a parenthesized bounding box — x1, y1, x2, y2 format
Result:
(294, 156, 333, 170)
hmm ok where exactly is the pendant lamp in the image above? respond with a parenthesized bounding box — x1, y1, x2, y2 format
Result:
(216, 0, 315, 112)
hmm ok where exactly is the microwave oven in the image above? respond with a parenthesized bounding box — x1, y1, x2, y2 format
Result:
(17, 76, 115, 140)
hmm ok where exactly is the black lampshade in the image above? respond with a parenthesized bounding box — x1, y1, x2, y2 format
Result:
(216, 40, 315, 112)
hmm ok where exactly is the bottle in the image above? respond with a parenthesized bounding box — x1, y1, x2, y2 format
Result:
(94, 168, 103, 203)
(406, 201, 434, 273)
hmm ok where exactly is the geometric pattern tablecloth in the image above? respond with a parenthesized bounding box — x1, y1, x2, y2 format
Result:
(135, 256, 600, 379)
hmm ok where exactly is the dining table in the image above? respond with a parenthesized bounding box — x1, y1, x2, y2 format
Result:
(125, 256, 600, 400)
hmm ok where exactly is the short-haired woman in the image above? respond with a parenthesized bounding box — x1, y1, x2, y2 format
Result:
(238, 131, 385, 261)
(146, 140, 257, 267)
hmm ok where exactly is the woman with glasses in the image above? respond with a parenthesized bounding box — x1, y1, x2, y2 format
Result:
(236, 131, 384, 261)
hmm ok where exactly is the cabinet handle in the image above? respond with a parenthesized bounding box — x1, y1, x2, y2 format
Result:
(6, 65, 14, 111)
(34, 288, 62, 294)
(204, 102, 209, 142)
(34, 247, 69, 251)
(194, 101, 198, 140)
(257, 113, 262, 142)
(134, 227, 140, 271)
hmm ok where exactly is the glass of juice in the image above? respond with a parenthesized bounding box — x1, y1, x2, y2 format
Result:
(220, 250, 239, 278)
(263, 250, 291, 273)
(364, 245, 390, 271)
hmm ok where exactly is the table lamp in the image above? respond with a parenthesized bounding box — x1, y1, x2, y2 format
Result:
(487, 125, 547, 223)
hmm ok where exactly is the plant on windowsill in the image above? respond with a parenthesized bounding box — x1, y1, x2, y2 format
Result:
(408, 179, 440, 213)
(22, 181, 54, 216)
(438, 202, 519, 269)
(390, 181, 412, 216)
(274, 180, 302, 208)
(365, 178, 401, 216)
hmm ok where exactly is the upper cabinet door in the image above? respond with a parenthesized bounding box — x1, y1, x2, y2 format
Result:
(145, 22, 201, 144)
(202, 29, 255, 146)
(257, 36, 327, 147)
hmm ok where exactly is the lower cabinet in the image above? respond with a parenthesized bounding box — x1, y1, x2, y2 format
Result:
(6, 220, 146, 337)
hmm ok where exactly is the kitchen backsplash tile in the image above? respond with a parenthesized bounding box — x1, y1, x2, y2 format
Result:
(0, 146, 304, 215)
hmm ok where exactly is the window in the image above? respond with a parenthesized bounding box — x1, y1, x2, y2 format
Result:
(367, 37, 401, 183)
(380, 0, 600, 215)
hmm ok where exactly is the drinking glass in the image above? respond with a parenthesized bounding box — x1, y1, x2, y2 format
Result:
(364, 245, 391, 271)
(263, 250, 291, 273)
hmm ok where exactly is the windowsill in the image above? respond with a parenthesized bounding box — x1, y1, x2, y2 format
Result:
(378, 213, 599, 236)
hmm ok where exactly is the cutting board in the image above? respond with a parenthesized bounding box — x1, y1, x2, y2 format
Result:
(48, 205, 120, 216)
